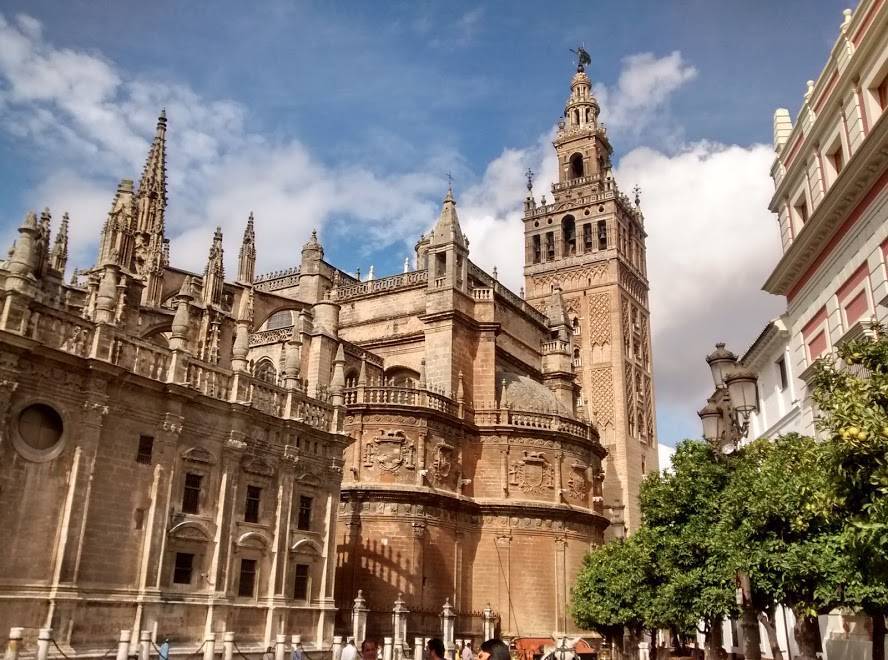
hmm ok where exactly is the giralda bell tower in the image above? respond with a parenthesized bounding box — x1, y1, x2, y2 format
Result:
(523, 58, 657, 536)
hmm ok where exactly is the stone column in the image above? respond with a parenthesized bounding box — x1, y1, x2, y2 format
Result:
(392, 594, 408, 659)
(331, 636, 343, 660)
(5, 628, 23, 660)
(139, 631, 152, 660)
(382, 638, 393, 660)
(36, 629, 51, 660)
(223, 632, 235, 660)
(275, 634, 287, 660)
(441, 600, 455, 660)
(482, 605, 495, 641)
(352, 591, 368, 645)
(413, 638, 424, 660)
(116, 630, 132, 660)
(204, 633, 216, 660)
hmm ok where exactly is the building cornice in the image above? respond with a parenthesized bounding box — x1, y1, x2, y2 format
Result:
(763, 113, 888, 297)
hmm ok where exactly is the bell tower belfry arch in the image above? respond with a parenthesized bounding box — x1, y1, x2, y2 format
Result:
(522, 59, 657, 537)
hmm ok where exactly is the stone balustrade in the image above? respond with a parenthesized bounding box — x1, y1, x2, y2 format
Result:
(334, 270, 427, 300)
(468, 261, 548, 326)
(474, 407, 595, 443)
(17, 301, 336, 433)
(343, 384, 462, 419)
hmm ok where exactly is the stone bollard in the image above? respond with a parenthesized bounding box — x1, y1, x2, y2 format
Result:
(223, 632, 235, 660)
(5, 628, 24, 660)
(139, 631, 152, 660)
(414, 638, 424, 660)
(36, 629, 52, 660)
(275, 635, 287, 660)
(332, 636, 343, 660)
(204, 633, 216, 660)
(116, 631, 132, 660)
(382, 637, 393, 660)
(290, 635, 302, 651)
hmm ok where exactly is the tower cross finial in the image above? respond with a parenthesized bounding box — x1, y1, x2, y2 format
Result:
(446, 171, 453, 193)
(526, 168, 534, 192)
(633, 184, 642, 207)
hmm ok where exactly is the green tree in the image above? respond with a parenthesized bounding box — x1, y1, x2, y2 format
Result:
(810, 325, 888, 660)
(718, 434, 848, 660)
(639, 440, 737, 657)
(571, 532, 654, 659)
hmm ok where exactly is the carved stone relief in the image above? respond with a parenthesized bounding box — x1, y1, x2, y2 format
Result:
(363, 430, 415, 472)
(508, 450, 555, 494)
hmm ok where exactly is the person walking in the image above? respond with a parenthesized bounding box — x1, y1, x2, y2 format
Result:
(159, 639, 170, 660)
(262, 647, 274, 660)
(427, 639, 445, 660)
(291, 639, 304, 660)
(476, 640, 509, 660)
(341, 639, 358, 660)
(360, 640, 378, 660)
(461, 640, 474, 660)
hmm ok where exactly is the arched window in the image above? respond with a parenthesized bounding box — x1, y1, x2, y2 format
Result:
(571, 317, 580, 335)
(254, 359, 277, 384)
(573, 109, 580, 125)
(266, 310, 294, 331)
(572, 347, 581, 367)
(569, 153, 584, 179)
(562, 215, 576, 256)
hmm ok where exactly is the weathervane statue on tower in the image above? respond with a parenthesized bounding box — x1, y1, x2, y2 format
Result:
(570, 45, 591, 71)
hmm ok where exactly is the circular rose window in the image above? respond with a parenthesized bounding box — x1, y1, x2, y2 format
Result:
(14, 403, 64, 461)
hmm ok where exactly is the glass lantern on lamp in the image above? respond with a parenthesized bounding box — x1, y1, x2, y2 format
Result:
(705, 343, 738, 388)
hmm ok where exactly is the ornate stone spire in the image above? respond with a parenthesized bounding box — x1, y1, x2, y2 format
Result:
(49, 212, 69, 274)
(547, 285, 570, 341)
(201, 227, 225, 307)
(136, 110, 167, 233)
(429, 186, 467, 249)
(98, 179, 137, 270)
(134, 111, 169, 305)
(237, 212, 256, 284)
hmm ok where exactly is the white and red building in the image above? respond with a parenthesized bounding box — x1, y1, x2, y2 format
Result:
(734, 1, 888, 656)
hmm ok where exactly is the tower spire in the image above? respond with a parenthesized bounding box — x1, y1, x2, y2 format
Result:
(50, 212, 69, 274)
(136, 110, 168, 234)
(202, 227, 225, 307)
(237, 212, 256, 284)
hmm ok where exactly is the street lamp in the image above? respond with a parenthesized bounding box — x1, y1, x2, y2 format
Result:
(697, 343, 759, 452)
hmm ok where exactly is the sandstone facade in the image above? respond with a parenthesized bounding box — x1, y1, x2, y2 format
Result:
(0, 61, 655, 651)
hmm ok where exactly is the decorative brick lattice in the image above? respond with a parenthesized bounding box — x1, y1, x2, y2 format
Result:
(587, 293, 610, 345)
(587, 366, 614, 427)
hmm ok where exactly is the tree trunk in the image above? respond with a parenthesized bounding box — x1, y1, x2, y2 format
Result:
(740, 605, 762, 660)
(792, 614, 820, 660)
(647, 628, 656, 660)
(704, 618, 724, 660)
(758, 608, 784, 660)
(608, 632, 624, 660)
(623, 627, 639, 659)
(872, 610, 886, 660)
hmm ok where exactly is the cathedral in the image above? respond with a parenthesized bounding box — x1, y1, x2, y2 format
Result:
(0, 61, 654, 653)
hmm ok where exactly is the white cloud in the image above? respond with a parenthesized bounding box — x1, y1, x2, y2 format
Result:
(0, 13, 446, 276)
(594, 51, 697, 142)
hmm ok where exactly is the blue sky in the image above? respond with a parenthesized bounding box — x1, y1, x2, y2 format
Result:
(0, 1, 853, 460)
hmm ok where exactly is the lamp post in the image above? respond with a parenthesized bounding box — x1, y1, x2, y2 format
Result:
(698, 343, 762, 660)
(697, 343, 759, 453)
